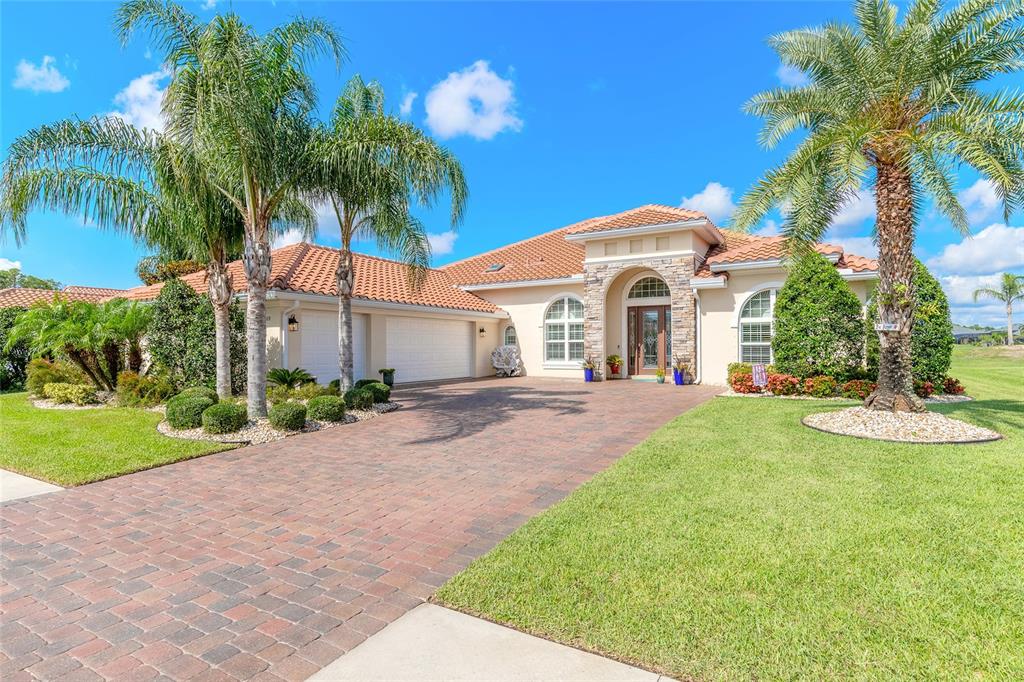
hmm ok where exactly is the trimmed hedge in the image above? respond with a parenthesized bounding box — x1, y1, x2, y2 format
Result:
(841, 379, 876, 399)
(43, 382, 97, 405)
(766, 373, 801, 395)
(202, 402, 248, 434)
(729, 373, 762, 394)
(307, 395, 346, 422)
(176, 386, 219, 403)
(803, 375, 839, 398)
(353, 378, 378, 390)
(269, 402, 307, 431)
(166, 393, 216, 429)
(343, 387, 374, 410)
(363, 381, 391, 403)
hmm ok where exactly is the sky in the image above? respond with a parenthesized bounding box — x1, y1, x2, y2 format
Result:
(2, 0, 1022, 326)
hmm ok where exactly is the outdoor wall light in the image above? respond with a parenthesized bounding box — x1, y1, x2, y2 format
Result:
(287, 314, 299, 332)
(479, 327, 486, 337)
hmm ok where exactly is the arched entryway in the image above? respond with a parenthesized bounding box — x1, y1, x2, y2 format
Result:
(623, 274, 672, 375)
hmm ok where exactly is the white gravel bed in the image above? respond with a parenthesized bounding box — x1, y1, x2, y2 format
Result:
(157, 401, 399, 444)
(925, 394, 973, 404)
(31, 398, 107, 410)
(802, 407, 1001, 444)
(717, 390, 848, 401)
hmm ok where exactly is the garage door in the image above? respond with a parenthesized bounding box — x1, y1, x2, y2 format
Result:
(300, 311, 367, 384)
(386, 316, 473, 383)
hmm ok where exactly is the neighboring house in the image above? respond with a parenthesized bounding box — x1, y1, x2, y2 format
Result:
(0, 285, 127, 308)
(952, 326, 989, 344)
(115, 203, 878, 386)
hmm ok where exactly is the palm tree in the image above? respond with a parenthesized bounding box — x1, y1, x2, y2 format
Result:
(0, 117, 244, 398)
(733, 0, 1024, 412)
(116, 0, 343, 416)
(314, 76, 468, 390)
(973, 273, 1024, 345)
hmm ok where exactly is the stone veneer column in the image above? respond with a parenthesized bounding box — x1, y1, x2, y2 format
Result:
(583, 265, 609, 375)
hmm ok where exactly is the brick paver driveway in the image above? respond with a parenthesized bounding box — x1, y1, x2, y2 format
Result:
(1, 378, 717, 681)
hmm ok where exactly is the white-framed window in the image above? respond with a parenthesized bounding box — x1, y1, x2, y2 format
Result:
(503, 325, 517, 346)
(738, 289, 776, 363)
(544, 296, 585, 363)
(628, 277, 670, 299)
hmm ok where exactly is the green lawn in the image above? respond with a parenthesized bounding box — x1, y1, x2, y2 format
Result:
(0, 393, 234, 486)
(436, 346, 1024, 680)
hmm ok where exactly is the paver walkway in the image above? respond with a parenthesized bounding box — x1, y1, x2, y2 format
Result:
(1, 378, 717, 681)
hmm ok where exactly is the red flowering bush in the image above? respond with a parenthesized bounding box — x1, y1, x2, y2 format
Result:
(841, 379, 876, 400)
(803, 375, 839, 398)
(730, 372, 763, 394)
(766, 373, 801, 395)
(913, 379, 935, 398)
(942, 377, 965, 395)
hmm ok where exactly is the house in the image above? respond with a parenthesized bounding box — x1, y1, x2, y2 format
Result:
(117, 203, 878, 386)
(0, 285, 127, 308)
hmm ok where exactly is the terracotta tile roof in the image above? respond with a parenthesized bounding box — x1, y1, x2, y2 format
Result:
(442, 225, 587, 286)
(564, 204, 715, 236)
(836, 252, 878, 273)
(704, 231, 838, 267)
(0, 287, 124, 308)
(62, 285, 129, 297)
(122, 243, 500, 314)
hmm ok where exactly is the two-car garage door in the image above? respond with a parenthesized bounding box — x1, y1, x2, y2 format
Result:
(386, 317, 473, 383)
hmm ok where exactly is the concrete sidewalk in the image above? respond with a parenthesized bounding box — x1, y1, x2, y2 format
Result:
(0, 468, 61, 503)
(310, 604, 673, 681)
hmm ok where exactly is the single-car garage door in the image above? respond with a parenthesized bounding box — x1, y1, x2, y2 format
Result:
(386, 316, 473, 383)
(300, 311, 366, 384)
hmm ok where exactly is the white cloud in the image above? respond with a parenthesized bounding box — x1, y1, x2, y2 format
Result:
(938, 273, 1004, 306)
(927, 223, 1024, 275)
(0, 258, 23, 271)
(425, 60, 522, 140)
(958, 179, 1002, 225)
(399, 91, 417, 117)
(680, 181, 736, 223)
(13, 56, 70, 93)
(776, 63, 809, 87)
(272, 229, 306, 249)
(831, 190, 875, 231)
(829, 235, 878, 259)
(755, 219, 780, 237)
(109, 70, 168, 131)
(427, 230, 458, 256)
(201, 0, 217, 9)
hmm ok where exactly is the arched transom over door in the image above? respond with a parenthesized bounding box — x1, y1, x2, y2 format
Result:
(626, 276, 671, 375)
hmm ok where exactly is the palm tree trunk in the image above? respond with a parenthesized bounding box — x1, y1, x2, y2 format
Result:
(1008, 304, 1015, 346)
(208, 260, 234, 398)
(243, 231, 272, 418)
(65, 346, 104, 390)
(127, 343, 143, 373)
(337, 248, 356, 391)
(864, 162, 925, 413)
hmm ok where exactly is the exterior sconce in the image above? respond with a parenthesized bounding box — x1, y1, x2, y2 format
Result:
(287, 314, 299, 332)
(478, 327, 486, 338)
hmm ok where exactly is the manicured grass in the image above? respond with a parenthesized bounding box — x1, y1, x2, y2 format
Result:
(436, 346, 1024, 679)
(0, 393, 234, 486)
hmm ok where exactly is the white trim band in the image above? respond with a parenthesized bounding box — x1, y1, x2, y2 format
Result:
(459, 275, 585, 291)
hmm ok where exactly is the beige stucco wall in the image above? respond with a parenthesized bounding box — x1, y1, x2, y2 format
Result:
(697, 271, 874, 385)
(582, 230, 712, 262)
(473, 283, 587, 379)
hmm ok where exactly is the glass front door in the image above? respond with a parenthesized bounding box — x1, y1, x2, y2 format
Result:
(628, 305, 669, 375)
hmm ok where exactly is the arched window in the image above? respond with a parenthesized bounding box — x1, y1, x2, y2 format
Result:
(738, 289, 776, 363)
(503, 325, 518, 346)
(544, 296, 584, 362)
(627, 277, 670, 299)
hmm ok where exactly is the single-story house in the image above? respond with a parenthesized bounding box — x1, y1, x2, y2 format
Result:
(116, 203, 878, 386)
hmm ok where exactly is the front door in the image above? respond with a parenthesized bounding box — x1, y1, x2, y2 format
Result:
(628, 305, 671, 375)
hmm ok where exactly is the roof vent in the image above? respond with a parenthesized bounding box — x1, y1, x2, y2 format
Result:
(485, 263, 505, 272)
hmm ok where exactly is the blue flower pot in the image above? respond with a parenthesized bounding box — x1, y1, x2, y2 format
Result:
(673, 369, 684, 386)
(584, 368, 595, 382)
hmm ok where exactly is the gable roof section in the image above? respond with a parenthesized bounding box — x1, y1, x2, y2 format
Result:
(122, 242, 499, 314)
(442, 224, 589, 287)
(0, 286, 127, 308)
(564, 204, 717, 237)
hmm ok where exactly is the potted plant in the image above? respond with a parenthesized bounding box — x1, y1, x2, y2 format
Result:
(655, 368, 666, 384)
(582, 356, 597, 382)
(606, 354, 623, 378)
(672, 357, 688, 385)
(378, 368, 396, 387)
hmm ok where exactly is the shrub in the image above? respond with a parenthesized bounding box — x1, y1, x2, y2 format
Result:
(267, 367, 315, 389)
(344, 387, 374, 409)
(166, 393, 216, 429)
(269, 402, 307, 431)
(293, 383, 333, 401)
(354, 378, 378, 390)
(772, 252, 865, 380)
(766, 373, 801, 395)
(267, 385, 292, 405)
(803, 375, 839, 398)
(148, 278, 247, 393)
(307, 395, 346, 422)
(727, 362, 776, 383)
(729, 372, 762, 394)
(26, 359, 86, 397)
(176, 386, 219, 404)
(202, 402, 248, 434)
(43, 382, 98, 405)
(841, 379, 877, 400)
(0, 306, 30, 391)
(328, 379, 341, 393)
(913, 379, 935, 398)
(866, 260, 953, 384)
(942, 377, 965, 395)
(117, 371, 176, 407)
(363, 381, 391, 403)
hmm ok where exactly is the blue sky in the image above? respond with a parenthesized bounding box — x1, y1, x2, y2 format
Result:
(2, 1, 1022, 325)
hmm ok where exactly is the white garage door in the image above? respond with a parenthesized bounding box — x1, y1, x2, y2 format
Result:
(386, 316, 473, 383)
(300, 311, 367, 384)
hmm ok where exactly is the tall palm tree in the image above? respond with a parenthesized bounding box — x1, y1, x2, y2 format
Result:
(314, 76, 468, 390)
(974, 273, 1024, 345)
(0, 117, 244, 398)
(116, 0, 343, 416)
(733, 0, 1024, 412)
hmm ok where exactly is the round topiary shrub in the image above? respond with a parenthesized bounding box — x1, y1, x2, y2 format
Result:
(201, 402, 248, 434)
(269, 402, 307, 431)
(307, 395, 346, 422)
(353, 378, 378, 390)
(363, 381, 391, 403)
(176, 386, 219, 404)
(166, 393, 216, 429)
(343, 387, 374, 410)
